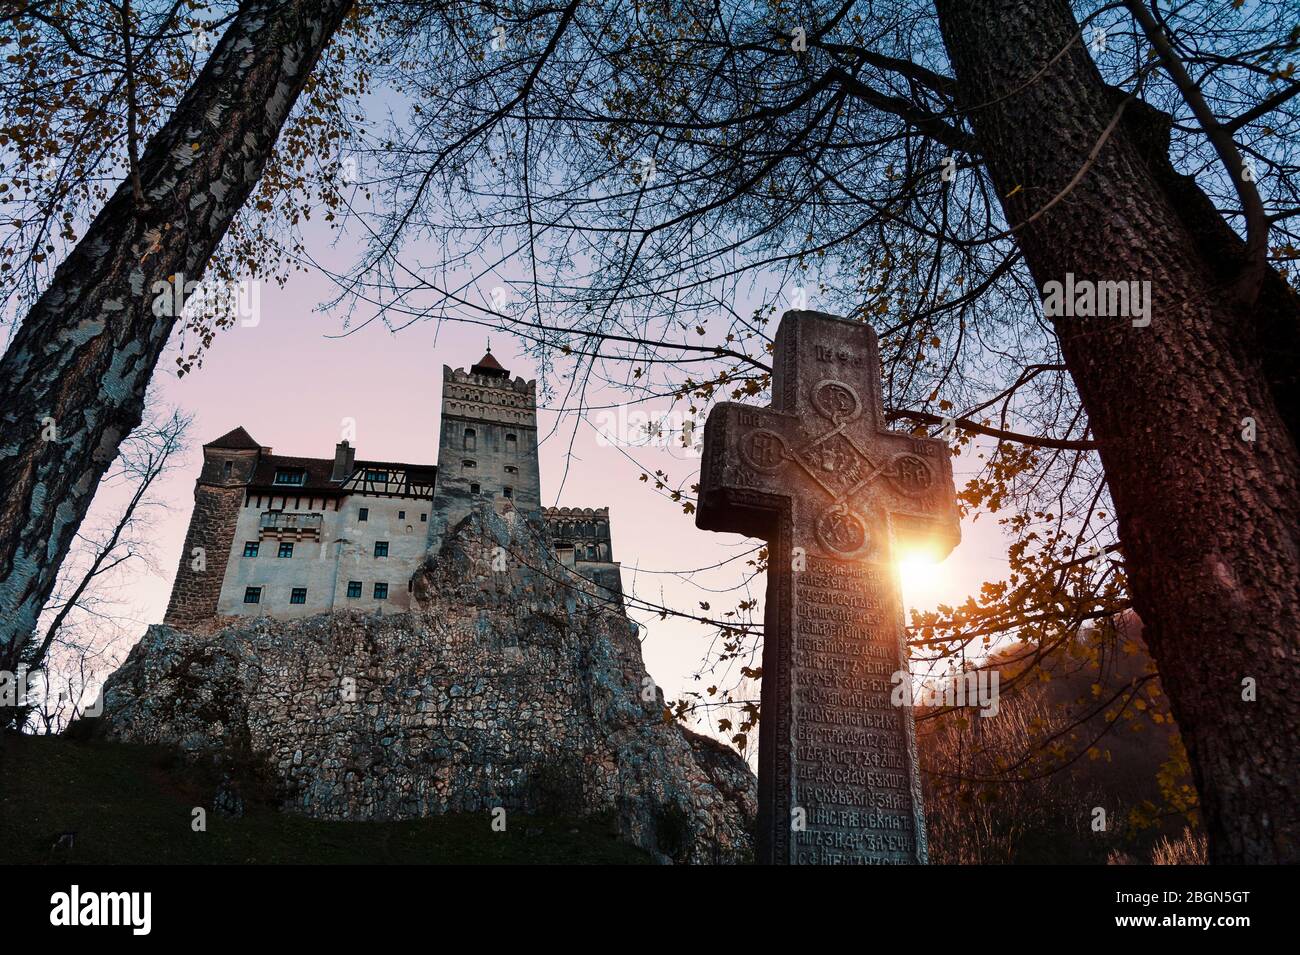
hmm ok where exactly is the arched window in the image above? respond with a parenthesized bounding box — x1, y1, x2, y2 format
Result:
(470, 483, 480, 495)
(506, 433, 518, 455)
(464, 428, 476, 451)
(462, 459, 477, 469)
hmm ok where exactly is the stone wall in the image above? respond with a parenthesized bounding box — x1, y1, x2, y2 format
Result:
(97, 505, 756, 863)
(163, 483, 246, 628)
(543, 506, 614, 561)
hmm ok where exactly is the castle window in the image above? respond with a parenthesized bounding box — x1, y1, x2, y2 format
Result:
(374, 541, 389, 558)
(373, 582, 389, 600)
(420, 513, 427, 522)
(243, 587, 262, 604)
(243, 541, 259, 558)
(274, 469, 305, 486)
(505, 465, 518, 475)
(587, 545, 598, 561)
(504, 487, 513, 499)
(398, 510, 406, 520)
(290, 588, 307, 605)
(470, 483, 480, 495)
(223, 460, 233, 479)
(346, 581, 363, 599)
(463, 428, 476, 451)
(358, 507, 369, 522)
(506, 433, 517, 454)
(278, 542, 294, 559)
(462, 459, 476, 469)
(365, 469, 389, 483)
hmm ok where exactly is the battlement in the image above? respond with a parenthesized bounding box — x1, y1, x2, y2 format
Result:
(442, 364, 537, 393)
(543, 507, 613, 563)
(543, 506, 610, 520)
(441, 364, 537, 429)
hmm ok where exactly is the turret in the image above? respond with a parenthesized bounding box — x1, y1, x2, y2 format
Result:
(163, 427, 263, 626)
(431, 348, 542, 537)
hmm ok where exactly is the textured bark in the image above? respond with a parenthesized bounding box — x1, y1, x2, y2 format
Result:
(0, 0, 354, 681)
(934, 0, 1300, 862)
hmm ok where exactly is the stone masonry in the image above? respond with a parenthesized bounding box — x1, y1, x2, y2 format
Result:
(163, 483, 247, 628)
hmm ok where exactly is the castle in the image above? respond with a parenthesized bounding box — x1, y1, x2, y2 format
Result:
(163, 349, 620, 627)
(111, 350, 756, 864)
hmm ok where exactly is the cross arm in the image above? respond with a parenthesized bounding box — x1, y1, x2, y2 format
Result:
(870, 430, 962, 562)
(695, 402, 793, 541)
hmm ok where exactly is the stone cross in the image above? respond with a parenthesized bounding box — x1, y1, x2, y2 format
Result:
(696, 310, 961, 864)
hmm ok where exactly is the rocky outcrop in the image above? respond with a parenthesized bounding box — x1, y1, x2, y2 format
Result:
(90, 505, 755, 863)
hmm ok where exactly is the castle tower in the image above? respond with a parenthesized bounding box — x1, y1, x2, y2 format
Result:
(163, 427, 262, 627)
(431, 349, 541, 537)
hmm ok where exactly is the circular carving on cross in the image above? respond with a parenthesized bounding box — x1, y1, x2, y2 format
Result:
(741, 428, 788, 471)
(816, 504, 868, 555)
(811, 379, 861, 424)
(888, 454, 934, 496)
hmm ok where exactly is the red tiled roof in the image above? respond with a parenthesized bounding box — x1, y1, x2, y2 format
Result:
(247, 455, 437, 495)
(471, 350, 508, 375)
(205, 426, 262, 450)
(250, 455, 336, 491)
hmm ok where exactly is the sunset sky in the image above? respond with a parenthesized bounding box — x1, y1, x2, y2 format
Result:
(73, 245, 1012, 740)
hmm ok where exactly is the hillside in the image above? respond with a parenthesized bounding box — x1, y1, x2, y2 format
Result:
(918, 613, 1199, 864)
(1, 732, 651, 864)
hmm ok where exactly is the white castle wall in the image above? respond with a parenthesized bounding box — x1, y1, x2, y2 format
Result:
(216, 492, 433, 618)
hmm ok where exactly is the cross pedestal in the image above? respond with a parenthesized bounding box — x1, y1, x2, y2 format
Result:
(697, 310, 960, 864)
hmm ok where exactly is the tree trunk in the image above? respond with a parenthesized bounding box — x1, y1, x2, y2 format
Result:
(0, 0, 353, 689)
(934, 0, 1300, 863)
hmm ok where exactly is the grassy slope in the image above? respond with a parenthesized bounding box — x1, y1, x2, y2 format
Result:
(1, 733, 650, 864)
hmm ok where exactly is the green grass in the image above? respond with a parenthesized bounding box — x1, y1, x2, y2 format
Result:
(1, 733, 651, 864)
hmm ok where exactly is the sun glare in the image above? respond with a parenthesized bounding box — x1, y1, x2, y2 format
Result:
(896, 552, 945, 604)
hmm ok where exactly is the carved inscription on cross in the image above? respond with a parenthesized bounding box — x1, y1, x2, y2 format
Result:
(696, 311, 961, 864)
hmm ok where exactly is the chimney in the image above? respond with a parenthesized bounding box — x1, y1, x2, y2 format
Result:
(331, 440, 355, 482)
